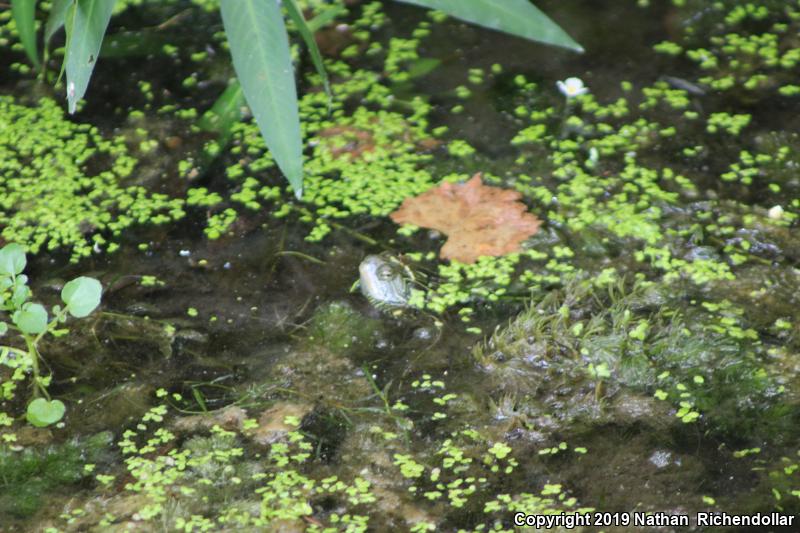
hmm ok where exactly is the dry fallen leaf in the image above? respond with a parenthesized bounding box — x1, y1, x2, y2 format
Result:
(390, 173, 542, 263)
(317, 125, 376, 159)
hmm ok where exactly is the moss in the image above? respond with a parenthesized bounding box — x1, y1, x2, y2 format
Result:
(474, 277, 781, 439)
(0, 432, 112, 518)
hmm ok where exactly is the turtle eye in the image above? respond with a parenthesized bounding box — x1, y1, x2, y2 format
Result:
(377, 265, 395, 280)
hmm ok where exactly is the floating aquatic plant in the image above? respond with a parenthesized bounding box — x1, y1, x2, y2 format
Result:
(0, 97, 184, 261)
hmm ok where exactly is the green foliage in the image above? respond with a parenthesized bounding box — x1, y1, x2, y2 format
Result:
(657, 1, 800, 96)
(0, 432, 112, 518)
(26, 398, 66, 427)
(23, 0, 579, 195)
(474, 277, 778, 438)
(61, 277, 103, 318)
(64, 0, 116, 114)
(0, 243, 26, 276)
(398, 0, 583, 52)
(0, 96, 184, 260)
(220, 0, 304, 197)
(0, 243, 102, 427)
(10, 0, 39, 68)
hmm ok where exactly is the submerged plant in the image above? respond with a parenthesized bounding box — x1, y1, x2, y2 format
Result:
(0, 243, 102, 427)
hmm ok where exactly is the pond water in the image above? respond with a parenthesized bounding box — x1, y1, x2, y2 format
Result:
(2, 0, 800, 531)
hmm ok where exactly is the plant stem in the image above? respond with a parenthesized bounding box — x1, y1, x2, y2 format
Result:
(23, 334, 50, 400)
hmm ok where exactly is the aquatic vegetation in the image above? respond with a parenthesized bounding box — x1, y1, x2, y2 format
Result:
(0, 244, 102, 427)
(1, 0, 800, 529)
(0, 96, 184, 261)
(224, 64, 441, 243)
(557, 76, 589, 99)
(0, 432, 112, 519)
(303, 301, 381, 356)
(45, 369, 586, 532)
(652, 0, 800, 98)
(11, 0, 579, 196)
(473, 277, 780, 439)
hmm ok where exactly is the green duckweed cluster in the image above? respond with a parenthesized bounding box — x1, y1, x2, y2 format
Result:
(650, 0, 800, 96)
(44, 379, 584, 532)
(217, 4, 443, 242)
(0, 97, 185, 261)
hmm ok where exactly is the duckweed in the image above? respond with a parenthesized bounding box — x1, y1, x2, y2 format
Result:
(0, 97, 184, 261)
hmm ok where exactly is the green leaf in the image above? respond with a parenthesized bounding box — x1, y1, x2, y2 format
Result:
(64, 0, 116, 113)
(284, 0, 331, 102)
(220, 0, 304, 197)
(45, 0, 72, 45)
(306, 3, 346, 32)
(61, 276, 102, 318)
(198, 80, 246, 145)
(13, 302, 48, 334)
(395, 0, 582, 52)
(11, 0, 41, 68)
(0, 322, 7, 336)
(11, 283, 31, 308)
(406, 57, 441, 79)
(0, 243, 27, 276)
(27, 398, 66, 427)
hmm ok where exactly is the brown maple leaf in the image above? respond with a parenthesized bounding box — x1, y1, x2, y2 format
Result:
(390, 173, 542, 264)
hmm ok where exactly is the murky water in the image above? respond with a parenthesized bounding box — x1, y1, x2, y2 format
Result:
(2, 0, 800, 531)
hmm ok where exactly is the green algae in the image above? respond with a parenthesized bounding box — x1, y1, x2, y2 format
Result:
(473, 277, 780, 436)
(0, 97, 184, 262)
(0, 431, 111, 519)
(304, 301, 382, 356)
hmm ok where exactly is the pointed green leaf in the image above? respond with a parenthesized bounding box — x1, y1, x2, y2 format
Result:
(64, 0, 116, 113)
(284, 0, 331, 101)
(27, 398, 66, 427)
(11, 0, 41, 68)
(220, 0, 304, 197)
(13, 302, 48, 334)
(306, 3, 346, 33)
(0, 243, 27, 276)
(45, 0, 72, 45)
(61, 276, 102, 318)
(198, 80, 246, 144)
(395, 0, 582, 52)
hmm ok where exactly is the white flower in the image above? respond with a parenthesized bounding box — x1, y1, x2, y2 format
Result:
(768, 205, 784, 220)
(587, 147, 599, 165)
(557, 77, 589, 98)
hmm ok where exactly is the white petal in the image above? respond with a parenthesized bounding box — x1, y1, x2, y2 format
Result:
(768, 205, 784, 220)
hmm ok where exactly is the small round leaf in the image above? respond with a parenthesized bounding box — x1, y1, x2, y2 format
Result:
(13, 303, 48, 334)
(0, 243, 26, 276)
(26, 398, 66, 427)
(61, 277, 102, 318)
